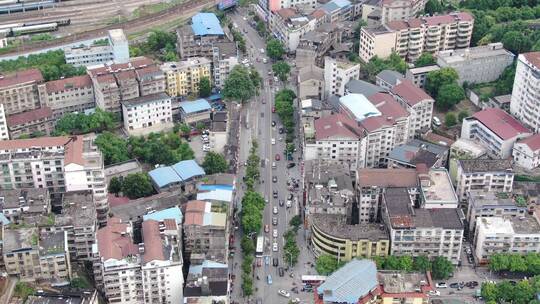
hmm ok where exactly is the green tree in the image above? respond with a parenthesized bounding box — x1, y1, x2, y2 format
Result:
(121, 173, 154, 199)
(146, 30, 177, 52)
(289, 215, 302, 228)
(425, 67, 459, 97)
(514, 280, 534, 304)
(414, 52, 436, 67)
(489, 253, 510, 272)
(54, 109, 116, 135)
(413, 256, 432, 272)
(242, 275, 253, 296)
(223, 65, 257, 103)
(424, 0, 444, 14)
(502, 31, 531, 54)
(363, 53, 407, 81)
(202, 152, 228, 174)
(272, 61, 291, 81)
(437, 83, 465, 110)
(95, 132, 130, 165)
(316, 254, 343, 275)
(198, 76, 212, 98)
(266, 38, 285, 60)
(431, 256, 454, 280)
(508, 254, 528, 272)
(241, 235, 255, 255)
(179, 124, 191, 136)
(283, 229, 300, 266)
(384, 256, 401, 270)
(398, 256, 414, 271)
(458, 110, 469, 123)
(14, 282, 35, 301)
(445, 112, 457, 127)
(481, 282, 499, 302)
(108, 177, 122, 195)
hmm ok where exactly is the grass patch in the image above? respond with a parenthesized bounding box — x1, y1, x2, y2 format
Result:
(127, 17, 186, 40)
(14, 282, 35, 300)
(71, 277, 91, 289)
(30, 33, 54, 42)
(515, 175, 540, 182)
(132, 0, 185, 18)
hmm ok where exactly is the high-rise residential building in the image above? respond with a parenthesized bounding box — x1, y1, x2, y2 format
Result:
(64, 29, 129, 67)
(0, 68, 44, 115)
(37, 75, 95, 119)
(0, 104, 9, 140)
(122, 93, 173, 135)
(390, 80, 434, 138)
(212, 42, 239, 89)
(268, 8, 317, 52)
(161, 57, 212, 97)
(324, 56, 360, 97)
(510, 52, 540, 132)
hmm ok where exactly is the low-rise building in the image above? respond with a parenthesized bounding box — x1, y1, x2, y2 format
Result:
(6, 106, 54, 138)
(64, 29, 129, 67)
(179, 98, 212, 125)
(38, 75, 95, 119)
(405, 65, 440, 89)
(0, 188, 49, 225)
(474, 214, 540, 264)
(375, 70, 403, 90)
(184, 200, 228, 258)
(104, 159, 143, 184)
(390, 80, 434, 138)
(461, 108, 531, 159)
(161, 57, 212, 97)
(177, 13, 227, 58)
(436, 43, 514, 85)
(382, 187, 464, 264)
(26, 290, 98, 304)
(455, 159, 514, 202)
(148, 159, 206, 192)
(298, 64, 324, 100)
(387, 139, 448, 169)
(183, 259, 229, 303)
(122, 93, 173, 135)
(513, 133, 540, 170)
(377, 271, 434, 304)
(0, 68, 44, 115)
(208, 111, 228, 154)
(324, 56, 360, 97)
(269, 7, 317, 52)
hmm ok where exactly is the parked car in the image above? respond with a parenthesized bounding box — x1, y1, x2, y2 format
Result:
(432, 116, 442, 126)
(267, 275, 272, 284)
(272, 176, 278, 183)
(278, 267, 284, 277)
(287, 163, 296, 168)
(278, 290, 290, 298)
(271, 138, 276, 145)
(265, 256, 270, 265)
(279, 200, 284, 206)
(272, 242, 278, 252)
(275, 154, 280, 161)
(272, 121, 276, 127)
(272, 217, 278, 225)
(273, 206, 278, 214)
(273, 258, 279, 267)
(436, 282, 447, 288)
(273, 229, 278, 238)
(428, 290, 441, 296)
(264, 224, 269, 233)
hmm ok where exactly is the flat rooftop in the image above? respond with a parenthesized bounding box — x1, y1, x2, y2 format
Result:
(311, 214, 388, 241)
(378, 271, 431, 293)
(437, 43, 514, 64)
(458, 159, 513, 173)
(510, 214, 540, 234)
(421, 169, 458, 203)
(408, 65, 440, 74)
(39, 231, 66, 256)
(3, 227, 37, 252)
(56, 191, 96, 227)
(468, 191, 520, 208)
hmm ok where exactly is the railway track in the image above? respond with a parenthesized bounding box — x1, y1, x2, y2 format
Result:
(0, 0, 216, 56)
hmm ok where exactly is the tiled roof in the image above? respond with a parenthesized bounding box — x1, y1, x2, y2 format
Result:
(0, 68, 43, 88)
(472, 108, 530, 140)
(277, 8, 296, 19)
(314, 113, 363, 141)
(391, 80, 433, 106)
(142, 220, 165, 263)
(96, 217, 137, 261)
(386, 12, 473, 30)
(45, 75, 92, 93)
(0, 136, 84, 165)
(361, 93, 409, 132)
(7, 106, 53, 126)
(357, 168, 419, 187)
(518, 134, 540, 151)
(317, 259, 378, 303)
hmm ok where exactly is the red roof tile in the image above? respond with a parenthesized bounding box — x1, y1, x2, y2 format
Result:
(357, 168, 419, 187)
(391, 80, 433, 106)
(130, 57, 154, 68)
(472, 108, 530, 140)
(142, 220, 165, 263)
(277, 8, 296, 19)
(45, 75, 92, 93)
(108, 194, 130, 207)
(96, 217, 138, 261)
(7, 106, 53, 126)
(115, 70, 136, 82)
(311, 9, 326, 19)
(523, 52, 540, 70)
(163, 219, 178, 231)
(0, 69, 43, 88)
(0, 136, 71, 150)
(96, 74, 117, 84)
(361, 93, 409, 132)
(314, 113, 363, 141)
(185, 200, 207, 212)
(518, 133, 540, 151)
(184, 200, 206, 226)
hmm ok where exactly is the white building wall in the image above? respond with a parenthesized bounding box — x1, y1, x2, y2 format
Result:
(122, 97, 173, 135)
(324, 57, 361, 97)
(0, 104, 9, 140)
(513, 143, 540, 170)
(510, 54, 540, 132)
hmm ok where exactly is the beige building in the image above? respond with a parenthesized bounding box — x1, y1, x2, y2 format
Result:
(298, 64, 324, 100)
(359, 25, 397, 63)
(6, 106, 54, 138)
(184, 200, 228, 257)
(455, 159, 514, 202)
(324, 56, 360, 97)
(390, 80, 434, 138)
(38, 75, 95, 119)
(0, 104, 8, 140)
(161, 57, 212, 97)
(0, 69, 44, 115)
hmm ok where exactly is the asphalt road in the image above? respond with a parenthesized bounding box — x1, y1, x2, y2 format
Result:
(228, 9, 315, 304)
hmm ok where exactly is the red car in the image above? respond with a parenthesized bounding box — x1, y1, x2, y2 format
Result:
(272, 106, 276, 113)
(265, 224, 269, 233)
(275, 154, 281, 161)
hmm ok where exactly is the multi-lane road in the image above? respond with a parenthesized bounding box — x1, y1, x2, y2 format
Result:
(228, 9, 315, 304)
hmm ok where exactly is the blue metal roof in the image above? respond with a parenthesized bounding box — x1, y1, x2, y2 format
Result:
(322, 0, 350, 12)
(179, 99, 212, 114)
(198, 184, 234, 191)
(317, 259, 378, 303)
(189, 260, 228, 274)
(197, 189, 233, 202)
(191, 13, 224, 36)
(207, 93, 222, 101)
(143, 206, 183, 224)
(148, 167, 182, 188)
(172, 159, 205, 181)
(0, 213, 10, 225)
(339, 93, 381, 122)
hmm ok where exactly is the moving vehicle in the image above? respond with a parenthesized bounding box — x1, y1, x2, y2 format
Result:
(273, 258, 279, 267)
(273, 190, 278, 198)
(260, 48, 265, 53)
(287, 163, 296, 168)
(271, 138, 276, 145)
(272, 121, 276, 127)
(278, 290, 290, 298)
(279, 267, 285, 277)
(272, 162, 276, 169)
(273, 229, 278, 238)
(272, 217, 278, 225)
(272, 176, 278, 183)
(272, 242, 278, 252)
(263, 58, 268, 64)
(275, 154, 280, 161)
(286, 200, 291, 208)
(267, 275, 272, 284)
(256, 236, 264, 257)
(436, 282, 447, 288)
(273, 206, 278, 214)
(265, 256, 270, 265)
(264, 224, 269, 233)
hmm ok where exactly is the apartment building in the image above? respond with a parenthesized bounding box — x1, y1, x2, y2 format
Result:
(298, 64, 324, 100)
(474, 214, 540, 264)
(455, 159, 514, 202)
(359, 12, 474, 62)
(38, 75, 95, 119)
(405, 65, 440, 89)
(296, 23, 345, 68)
(3, 228, 71, 283)
(461, 108, 531, 159)
(0, 135, 109, 224)
(312, 0, 353, 24)
(387, 139, 449, 169)
(183, 259, 229, 303)
(184, 200, 228, 257)
(64, 29, 129, 67)
(356, 167, 420, 223)
(122, 93, 173, 135)
(93, 216, 183, 304)
(510, 52, 540, 132)
(6, 106, 54, 138)
(161, 58, 212, 97)
(382, 187, 464, 264)
(0, 188, 49, 225)
(136, 65, 166, 97)
(269, 7, 317, 52)
(375, 70, 403, 90)
(177, 13, 226, 58)
(267, 0, 317, 11)
(514, 133, 540, 170)
(43, 190, 97, 261)
(0, 68, 44, 115)
(436, 43, 514, 85)
(390, 80, 434, 138)
(381, 0, 427, 24)
(324, 56, 360, 97)
(418, 167, 459, 209)
(0, 104, 9, 140)
(212, 42, 239, 89)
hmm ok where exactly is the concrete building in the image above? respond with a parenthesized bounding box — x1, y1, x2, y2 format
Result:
(6, 106, 54, 138)
(0, 188, 50, 225)
(136, 65, 166, 97)
(0, 104, 8, 140)
(179, 98, 212, 125)
(38, 75, 95, 119)
(26, 290, 98, 304)
(461, 108, 531, 159)
(390, 80, 434, 138)
(436, 43, 514, 85)
(177, 13, 226, 58)
(183, 259, 229, 303)
(387, 139, 449, 169)
(375, 70, 403, 90)
(377, 271, 435, 304)
(3, 228, 71, 283)
(64, 29, 129, 67)
(212, 42, 239, 89)
(184, 200, 228, 258)
(0, 68, 44, 115)
(161, 57, 212, 97)
(405, 65, 440, 89)
(209, 111, 229, 154)
(267, 0, 317, 11)
(296, 23, 347, 68)
(360, 0, 428, 25)
(122, 93, 173, 135)
(510, 52, 540, 133)
(474, 214, 540, 264)
(269, 7, 317, 52)
(324, 56, 360, 97)
(455, 159, 514, 202)
(298, 64, 324, 100)
(418, 166, 458, 209)
(360, 12, 474, 62)
(382, 187, 464, 264)
(513, 133, 540, 170)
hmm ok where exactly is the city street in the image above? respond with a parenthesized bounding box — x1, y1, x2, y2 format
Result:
(228, 9, 315, 304)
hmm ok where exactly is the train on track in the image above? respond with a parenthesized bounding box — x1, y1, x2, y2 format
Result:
(0, 19, 70, 37)
(0, 0, 60, 14)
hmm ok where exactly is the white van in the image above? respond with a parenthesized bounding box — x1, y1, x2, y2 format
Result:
(272, 162, 276, 169)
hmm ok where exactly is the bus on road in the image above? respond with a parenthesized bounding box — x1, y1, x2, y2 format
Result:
(256, 235, 264, 257)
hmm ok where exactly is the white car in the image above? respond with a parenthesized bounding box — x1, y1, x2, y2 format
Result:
(274, 76, 279, 82)
(242, 58, 249, 64)
(260, 48, 265, 53)
(263, 58, 268, 64)
(436, 282, 447, 288)
(291, 298, 300, 304)
(286, 200, 291, 208)
(428, 290, 440, 296)
(278, 289, 290, 298)
(273, 206, 278, 214)
(273, 229, 278, 238)
(271, 138, 276, 145)
(272, 242, 278, 252)
(432, 116, 442, 126)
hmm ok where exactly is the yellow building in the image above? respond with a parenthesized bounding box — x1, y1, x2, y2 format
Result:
(161, 57, 212, 97)
(310, 214, 390, 261)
